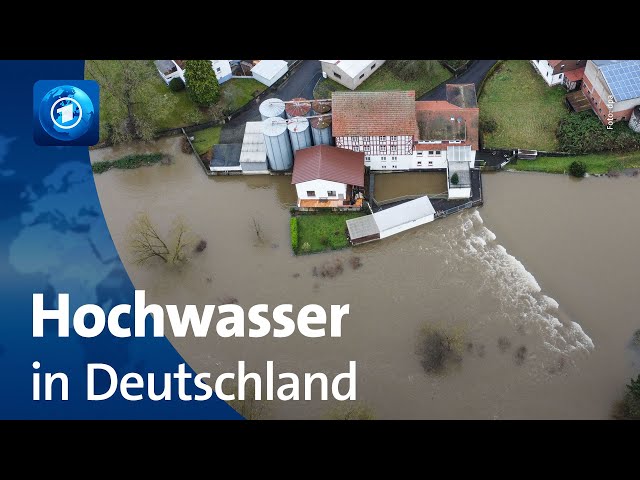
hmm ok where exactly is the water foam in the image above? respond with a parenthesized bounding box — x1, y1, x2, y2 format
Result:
(455, 209, 594, 355)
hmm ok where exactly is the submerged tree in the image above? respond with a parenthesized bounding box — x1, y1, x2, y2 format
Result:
(326, 402, 376, 420)
(416, 324, 464, 376)
(128, 213, 196, 266)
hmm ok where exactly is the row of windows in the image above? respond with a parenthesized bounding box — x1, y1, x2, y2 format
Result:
(351, 136, 398, 142)
(306, 190, 337, 197)
(416, 150, 442, 156)
(353, 145, 399, 152)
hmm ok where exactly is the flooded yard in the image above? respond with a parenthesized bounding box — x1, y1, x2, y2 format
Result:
(373, 171, 447, 202)
(92, 136, 640, 419)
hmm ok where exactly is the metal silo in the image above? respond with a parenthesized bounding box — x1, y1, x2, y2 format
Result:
(311, 99, 331, 115)
(262, 117, 293, 171)
(287, 116, 313, 152)
(285, 97, 312, 119)
(259, 98, 286, 120)
(310, 115, 333, 146)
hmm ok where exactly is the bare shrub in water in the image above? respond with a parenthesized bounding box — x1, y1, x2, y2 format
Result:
(416, 325, 464, 376)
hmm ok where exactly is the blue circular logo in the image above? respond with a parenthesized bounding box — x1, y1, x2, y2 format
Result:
(39, 85, 95, 141)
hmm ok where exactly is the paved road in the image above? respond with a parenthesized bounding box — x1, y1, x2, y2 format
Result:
(417, 60, 498, 101)
(219, 60, 322, 144)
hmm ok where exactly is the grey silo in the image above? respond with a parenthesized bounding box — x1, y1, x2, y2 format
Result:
(259, 98, 286, 120)
(287, 117, 313, 152)
(310, 115, 333, 146)
(262, 117, 293, 171)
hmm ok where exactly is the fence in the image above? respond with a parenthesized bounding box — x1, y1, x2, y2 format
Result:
(155, 60, 304, 139)
(181, 128, 212, 176)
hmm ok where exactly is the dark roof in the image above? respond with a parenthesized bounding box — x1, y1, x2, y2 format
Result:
(566, 90, 591, 112)
(565, 67, 585, 82)
(311, 99, 331, 114)
(415, 101, 479, 149)
(331, 91, 417, 137)
(285, 98, 311, 117)
(292, 145, 364, 186)
(310, 114, 332, 129)
(445, 84, 477, 108)
(211, 144, 242, 168)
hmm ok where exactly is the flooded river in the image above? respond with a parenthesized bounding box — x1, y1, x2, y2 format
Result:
(91, 137, 640, 419)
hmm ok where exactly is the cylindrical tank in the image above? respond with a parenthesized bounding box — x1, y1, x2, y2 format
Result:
(262, 117, 293, 171)
(285, 97, 311, 118)
(287, 116, 313, 152)
(259, 98, 286, 120)
(629, 106, 640, 133)
(310, 115, 333, 146)
(311, 99, 331, 115)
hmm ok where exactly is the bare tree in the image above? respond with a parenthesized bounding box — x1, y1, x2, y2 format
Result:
(251, 217, 263, 242)
(128, 213, 196, 266)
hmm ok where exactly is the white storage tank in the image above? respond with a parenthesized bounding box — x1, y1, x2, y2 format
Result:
(287, 116, 312, 152)
(259, 98, 286, 120)
(263, 117, 293, 171)
(629, 106, 640, 133)
(310, 115, 333, 146)
(285, 97, 312, 119)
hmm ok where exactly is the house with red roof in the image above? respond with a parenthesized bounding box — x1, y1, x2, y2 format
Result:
(531, 60, 585, 89)
(291, 145, 365, 209)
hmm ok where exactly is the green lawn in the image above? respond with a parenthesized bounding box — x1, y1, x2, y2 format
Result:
(295, 212, 365, 254)
(191, 126, 221, 155)
(313, 62, 452, 99)
(510, 151, 640, 175)
(87, 60, 266, 139)
(479, 60, 569, 151)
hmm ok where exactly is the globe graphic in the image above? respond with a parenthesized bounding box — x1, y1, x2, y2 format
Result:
(38, 85, 95, 141)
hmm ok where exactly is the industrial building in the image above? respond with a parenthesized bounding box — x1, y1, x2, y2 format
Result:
(320, 60, 385, 90)
(251, 60, 289, 87)
(239, 122, 269, 174)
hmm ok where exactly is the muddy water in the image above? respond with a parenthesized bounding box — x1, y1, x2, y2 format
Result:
(374, 172, 447, 201)
(92, 137, 640, 419)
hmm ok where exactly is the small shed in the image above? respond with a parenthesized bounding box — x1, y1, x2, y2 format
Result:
(210, 144, 242, 173)
(240, 122, 269, 173)
(251, 60, 289, 87)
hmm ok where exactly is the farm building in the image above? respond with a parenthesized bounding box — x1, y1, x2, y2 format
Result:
(251, 60, 289, 87)
(320, 60, 385, 90)
(531, 60, 585, 88)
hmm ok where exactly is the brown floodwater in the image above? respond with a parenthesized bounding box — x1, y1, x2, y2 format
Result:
(91, 137, 640, 419)
(374, 171, 447, 201)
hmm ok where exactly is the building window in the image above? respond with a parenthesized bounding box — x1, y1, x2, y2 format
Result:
(333, 72, 341, 79)
(417, 152, 423, 157)
(380, 145, 387, 153)
(428, 151, 434, 155)
(216, 67, 221, 73)
(351, 136, 358, 142)
(435, 150, 441, 155)
(352, 146, 359, 152)
(428, 161, 433, 166)
(381, 165, 387, 169)
(371, 63, 376, 70)
(546, 72, 549, 77)
(363, 136, 370, 141)
(559, 73, 563, 79)
(379, 136, 385, 141)
(381, 157, 386, 161)
(417, 161, 422, 166)
(392, 156, 397, 161)
(390, 136, 397, 141)
(306, 191, 315, 197)
(365, 156, 370, 162)
(359, 73, 365, 79)
(364, 145, 370, 151)
(391, 145, 397, 151)
(392, 165, 397, 169)
(327, 190, 336, 197)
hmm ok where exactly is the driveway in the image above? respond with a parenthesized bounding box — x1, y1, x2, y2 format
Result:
(417, 60, 498, 101)
(219, 60, 322, 144)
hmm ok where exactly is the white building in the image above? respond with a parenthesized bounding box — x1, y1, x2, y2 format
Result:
(291, 145, 365, 209)
(251, 60, 289, 87)
(154, 60, 233, 86)
(320, 60, 385, 90)
(531, 60, 585, 87)
(239, 121, 269, 174)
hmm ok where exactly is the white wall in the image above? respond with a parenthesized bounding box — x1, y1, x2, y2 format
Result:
(252, 63, 289, 87)
(447, 187, 471, 199)
(365, 154, 413, 170)
(295, 179, 347, 200)
(211, 60, 232, 83)
(321, 61, 385, 90)
(413, 150, 447, 169)
(532, 60, 564, 86)
(379, 214, 435, 239)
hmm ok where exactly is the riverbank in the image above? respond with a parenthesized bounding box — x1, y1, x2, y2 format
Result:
(509, 151, 640, 175)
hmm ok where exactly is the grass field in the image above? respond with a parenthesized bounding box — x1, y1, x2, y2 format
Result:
(295, 212, 365, 254)
(191, 127, 221, 155)
(510, 151, 640, 175)
(313, 62, 452, 99)
(479, 60, 568, 151)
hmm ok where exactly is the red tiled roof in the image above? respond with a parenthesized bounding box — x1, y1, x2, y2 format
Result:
(564, 67, 585, 82)
(548, 60, 562, 68)
(415, 143, 450, 151)
(414, 101, 479, 150)
(331, 91, 417, 137)
(292, 145, 364, 186)
(285, 98, 311, 117)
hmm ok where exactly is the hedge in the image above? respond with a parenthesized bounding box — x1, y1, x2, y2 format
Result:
(290, 217, 298, 252)
(557, 111, 640, 154)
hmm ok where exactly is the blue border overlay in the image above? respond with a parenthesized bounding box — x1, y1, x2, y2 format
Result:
(0, 60, 241, 419)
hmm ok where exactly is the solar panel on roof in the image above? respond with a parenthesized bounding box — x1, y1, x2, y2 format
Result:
(600, 60, 640, 102)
